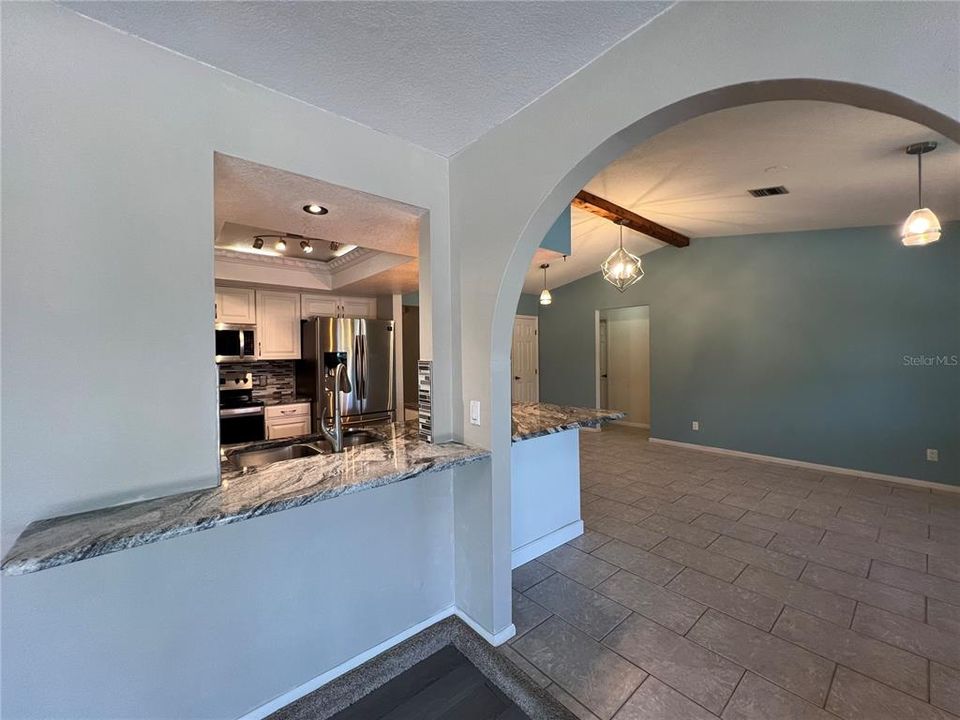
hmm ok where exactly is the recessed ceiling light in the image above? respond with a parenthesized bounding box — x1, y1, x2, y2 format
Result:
(302, 204, 328, 215)
(300, 240, 313, 254)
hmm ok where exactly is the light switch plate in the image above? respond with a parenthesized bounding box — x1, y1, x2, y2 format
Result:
(469, 400, 481, 426)
(927, 448, 939, 462)
(692, 421, 700, 431)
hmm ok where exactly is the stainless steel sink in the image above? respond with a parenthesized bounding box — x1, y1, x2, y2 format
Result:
(227, 442, 329, 469)
(341, 428, 384, 447)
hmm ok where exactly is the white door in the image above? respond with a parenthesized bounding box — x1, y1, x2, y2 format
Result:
(256, 291, 302, 359)
(511, 315, 539, 403)
(215, 286, 257, 324)
(599, 319, 609, 408)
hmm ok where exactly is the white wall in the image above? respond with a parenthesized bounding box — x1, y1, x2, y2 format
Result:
(602, 307, 650, 427)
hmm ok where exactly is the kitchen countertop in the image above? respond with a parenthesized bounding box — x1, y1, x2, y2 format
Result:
(511, 402, 625, 442)
(1, 422, 489, 576)
(261, 397, 313, 407)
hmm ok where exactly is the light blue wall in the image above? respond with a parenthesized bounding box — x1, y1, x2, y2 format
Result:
(540, 206, 572, 255)
(538, 223, 959, 485)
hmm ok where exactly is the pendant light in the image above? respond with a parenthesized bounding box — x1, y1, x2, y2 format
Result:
(601, 220, 643, 291)
(901, 141, 941, 246)
(539, 263, 552, 305)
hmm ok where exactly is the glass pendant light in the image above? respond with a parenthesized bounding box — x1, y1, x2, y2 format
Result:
(602, 220, 643, 292)
(901, 141, 941, 246)
(539, 263, 552, 305)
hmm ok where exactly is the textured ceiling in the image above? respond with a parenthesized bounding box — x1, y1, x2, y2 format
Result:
(523, 101, 960, 292)
(63, 1, 672, 156)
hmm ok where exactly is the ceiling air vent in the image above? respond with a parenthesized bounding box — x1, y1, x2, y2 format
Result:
(747, 185, 789, 197)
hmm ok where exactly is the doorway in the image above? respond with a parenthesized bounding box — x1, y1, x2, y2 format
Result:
(511, 315, 539, 402)
(596, 306, 650, 428)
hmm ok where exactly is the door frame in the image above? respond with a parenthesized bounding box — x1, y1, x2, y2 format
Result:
(512, 314, 540, 403)
(595, 306, 651, 428)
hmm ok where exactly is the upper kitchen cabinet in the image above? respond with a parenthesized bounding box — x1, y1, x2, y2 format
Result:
(256, 290, 301, 359)
(301, 294, 377, 319)
(215, 286, 257, 324)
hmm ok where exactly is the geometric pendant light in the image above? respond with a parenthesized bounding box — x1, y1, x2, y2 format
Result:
(601, 220, 644, 291)
(901, 141, 942, 247)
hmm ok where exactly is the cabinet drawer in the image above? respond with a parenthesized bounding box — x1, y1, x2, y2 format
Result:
(265, 417, 311, 440)
(264, 403, 310, 420)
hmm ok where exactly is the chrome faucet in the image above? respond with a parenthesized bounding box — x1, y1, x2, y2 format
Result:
(319, 362, 351, 452)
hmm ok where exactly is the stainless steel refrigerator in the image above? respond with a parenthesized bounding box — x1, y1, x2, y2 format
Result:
(297, 317, 395, 427)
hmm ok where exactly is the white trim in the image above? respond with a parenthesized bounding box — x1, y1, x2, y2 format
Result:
(455, 610, 516, 646)
(237, 606, 456, 720)
(648, 438, 960, 494)
(614, 421, 649, 429)
(511, 520, 584, 569)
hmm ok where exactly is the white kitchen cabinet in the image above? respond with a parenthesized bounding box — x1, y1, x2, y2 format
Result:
(256, 291, 301, 359)
(215, 286, 257, 324)
(301, 293, 377, 319)
(265, 403, 311, 440)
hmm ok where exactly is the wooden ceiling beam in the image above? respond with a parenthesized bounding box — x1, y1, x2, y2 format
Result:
(572, 190, 690, 248)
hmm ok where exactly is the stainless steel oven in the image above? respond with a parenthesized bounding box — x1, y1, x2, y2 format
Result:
(219, 371, 265, 444)
(215, 324, 256, 363)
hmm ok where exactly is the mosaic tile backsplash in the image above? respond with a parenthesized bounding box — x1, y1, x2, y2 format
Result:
(219, 361, 297, 403)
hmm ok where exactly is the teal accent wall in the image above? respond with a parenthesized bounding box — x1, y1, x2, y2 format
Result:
(538, 223, 959, 485)
(540, 206, 572, 255)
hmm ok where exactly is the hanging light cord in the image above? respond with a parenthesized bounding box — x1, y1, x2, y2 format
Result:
(542, 265, 547, 290)
(917, 151, 923, 207)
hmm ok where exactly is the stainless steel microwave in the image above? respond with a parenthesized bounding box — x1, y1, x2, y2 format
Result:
(215, 324, 256, 363)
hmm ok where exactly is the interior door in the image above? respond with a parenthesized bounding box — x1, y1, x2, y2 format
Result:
(599, 319, 609, 408)
(511, 316, 539, 403)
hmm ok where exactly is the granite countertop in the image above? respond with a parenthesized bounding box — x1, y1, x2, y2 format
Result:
(1, 422, 489, 576)
(511, 402, 624, 442)
(260, 396, 313, 407)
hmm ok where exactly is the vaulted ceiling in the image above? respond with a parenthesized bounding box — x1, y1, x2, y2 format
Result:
(63, 0, 673, 156)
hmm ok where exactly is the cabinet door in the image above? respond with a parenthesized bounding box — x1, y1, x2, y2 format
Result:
(266, 417, 311, 440)
(339, 296, 377, 319)
(301, 294, 340, 319)
(256, 291, 302, 359)
(215, 286, 257, 324)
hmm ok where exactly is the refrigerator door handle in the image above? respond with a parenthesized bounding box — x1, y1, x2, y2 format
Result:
(359, 333, 366, 399)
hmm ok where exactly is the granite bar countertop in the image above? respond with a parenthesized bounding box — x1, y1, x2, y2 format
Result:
(261, 396, 313, 407)
(1, 422, 488, 576)
(511, 402, 624, 442)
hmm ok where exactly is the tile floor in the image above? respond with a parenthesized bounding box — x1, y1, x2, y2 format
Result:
(504, 426, 960, 720)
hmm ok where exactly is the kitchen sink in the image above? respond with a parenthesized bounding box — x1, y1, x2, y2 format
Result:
(341, 428, 384, 447)
(226, 442, 329, 470)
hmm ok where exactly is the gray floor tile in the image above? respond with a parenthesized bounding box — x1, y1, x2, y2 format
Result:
(739, 511, 825, 544)
(498, 644, 551, 687)
(734, 565, 855, 627)
(709, 536, 805, 579)
(869, 561, 960, 605)
(614, 677, 719, 720)
(652, 538, 746, 582)
(666, 568, 782, 631)
(853, 603, 960, 668)
(510, 590, 552, 641)
(826, 667, 955, 720)
(836, 498, 887, 525)
(821, 531, 926, 570)
(525, 572, 631, 641)
(513, 616, 646, 720)
(540, 544, 619, 589)
(692, 514, 775, 546)
(675, 495, 747, 521)
(591, 540, 684, 585)
(768, 535, 870, 577)
(773, 606, 928, 699)
(568, 530, 613, 553)
(592, 484, 647, 504)
(928, 598, 960, 637)
(546, 684, 601, 720)
(590, 516, 666, 551)
(604, 613, 743, 715)
(641, 514, 719, 548)
(929, 555, 960, 583)
(789, 510, 879, 541)
(721, 495, 794, 519)
(802, 563, 925, 620)
(931, 663, 960, 716)
(512, 559, 555, 592)
(722, 672, 836, 720)
(589, 498, 654, 525)
(597, 570, 706, 634)
(687, 609, 834, 706)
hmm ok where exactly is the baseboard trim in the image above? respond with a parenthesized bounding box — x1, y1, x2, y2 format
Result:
(455, 610, 516, 646)
(511, 520, 584, 569)
(238, 606, 457, 720)
(648, 438, 959, 494)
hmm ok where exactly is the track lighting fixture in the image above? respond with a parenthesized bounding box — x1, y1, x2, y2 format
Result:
(252, 237, 264, 250)
(300, 240, 313, 254)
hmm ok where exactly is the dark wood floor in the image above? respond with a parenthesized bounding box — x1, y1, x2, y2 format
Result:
(330, 646, 530, 720)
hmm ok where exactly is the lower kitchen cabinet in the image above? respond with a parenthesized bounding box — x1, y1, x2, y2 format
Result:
(265, 403, 312, 440)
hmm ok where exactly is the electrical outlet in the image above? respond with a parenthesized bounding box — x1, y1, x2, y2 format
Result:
(927, 448, 939, 462)
(692, 421, 700, 431)
(469, 400, 481, 426)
